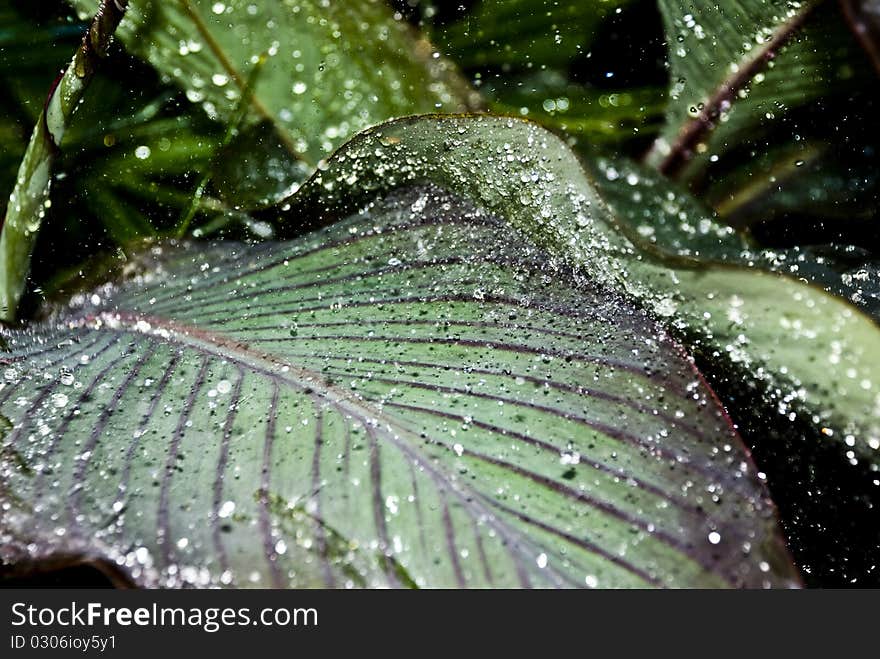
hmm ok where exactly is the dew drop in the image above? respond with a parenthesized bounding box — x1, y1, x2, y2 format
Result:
(218, 500, 236, 518)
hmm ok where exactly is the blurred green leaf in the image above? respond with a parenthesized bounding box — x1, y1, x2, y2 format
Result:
(69, 0, 479, 171)
(706, 135, 880, 241)
(40, 79, 221, 259)
(212, 120, 309, 209)
(480, 71, 666, 148)
(0, 7, 82, 195)
(438, 0, 632, 69)
(0, 5, 82, 75)
(174, 52, 266, 238)
(646, 0, 868, 175)
(432, 0, 663, 150)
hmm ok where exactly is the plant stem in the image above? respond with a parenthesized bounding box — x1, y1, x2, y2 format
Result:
(0, 0, 129, 324)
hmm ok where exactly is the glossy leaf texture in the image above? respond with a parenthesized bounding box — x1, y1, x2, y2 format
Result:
(270, 115, 880, 471)
(587, 157, 880, 470)
(590, 155, 880, 321)
(0, 185, 797, 588)
(68, 0, 479, 173)
(285, 114, 879, 583)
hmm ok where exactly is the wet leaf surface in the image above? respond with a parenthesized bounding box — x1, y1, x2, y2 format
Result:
(68, 0, 479, 171)
(269, 115, 880, 472)
(0, 185, 797, 588)
(2, 1, 878, 589)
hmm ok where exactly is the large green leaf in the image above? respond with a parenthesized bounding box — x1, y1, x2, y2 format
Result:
(267, 115, 880, 472)
(278, 113, 880, 583)
(0, 184, 796, 588)
(68, 0, 479, 171)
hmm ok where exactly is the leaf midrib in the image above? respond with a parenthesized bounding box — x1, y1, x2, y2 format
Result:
(59, 304, 760, 587)
(175, 0, 307, 163)
(71, 310, 611, 587)
(647, 0, 821, 176)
